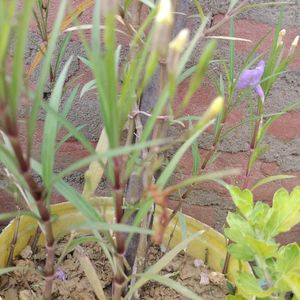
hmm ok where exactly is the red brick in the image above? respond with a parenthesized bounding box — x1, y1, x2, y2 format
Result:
(174, 81, 218, 117)
(268, 111, 300, 141)
(0, 191, 18, 227)
(277, 225, 300, 244)
(168, 200, 216, 227)
(212, 15, 300, 70)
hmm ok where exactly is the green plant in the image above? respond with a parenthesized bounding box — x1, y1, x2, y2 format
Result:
(225, 185, 300, 299)
(0, 0, 299, 299)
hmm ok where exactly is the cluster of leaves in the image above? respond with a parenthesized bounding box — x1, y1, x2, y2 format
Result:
(226, 185, 300, 299)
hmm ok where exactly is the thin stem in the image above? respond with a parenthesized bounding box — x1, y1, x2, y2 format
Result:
(7, 215, 20, 267)
(224, 98, 264, 274)
(112, 156, 126, 299)
(2, 108, 55, 299)
(203, 0, 249, 37)
(243, 103, 263, 189)
(181, 109, 227, 199)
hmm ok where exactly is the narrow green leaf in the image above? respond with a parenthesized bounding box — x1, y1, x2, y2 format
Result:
(28, 0, 68, 153)
(80, 79, 96, 98)
(55, 138, 166, 182)
(0, 144, 27, 189)
(55, 125, 86, 152)
(41, 57, 73, 188)
(140, 0, 155, 8)
(0, 267, 20, 276)
(61, 85, 79, 119)
(178, 211, 187, 242)
(250, 175, 295, 191)
(125, 231, 203, 299)
(10, 0, 34, 120)
(41, 102, 95, 153)
(157, 122, 213, 188)
(137, 273, 202, 300)
(78, 222, 154, 235)
(193, 0, 205, 22)
(0, 210, 40, 222)
(181, 40, 217, 110)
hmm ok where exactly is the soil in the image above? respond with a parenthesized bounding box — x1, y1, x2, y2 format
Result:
(0, 237, 227, 299)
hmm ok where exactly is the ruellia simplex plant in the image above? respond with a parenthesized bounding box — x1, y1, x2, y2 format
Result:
(0, 0, 299, 299)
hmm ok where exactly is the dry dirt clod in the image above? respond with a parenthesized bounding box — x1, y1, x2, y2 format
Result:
(20, 246, 33, 259)
(200, 272, 210, 286)
(19, 290, 32, 300)
(209, 271, 227, 291)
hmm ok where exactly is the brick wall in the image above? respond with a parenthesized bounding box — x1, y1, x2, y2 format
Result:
(1, 1, 299, 243)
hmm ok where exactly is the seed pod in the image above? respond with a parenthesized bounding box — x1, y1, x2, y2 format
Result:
(153, 0, 174, 58)
(288, 35, 299, 57)
(277, 29, 286, 48)
(203, 96, 224, 120)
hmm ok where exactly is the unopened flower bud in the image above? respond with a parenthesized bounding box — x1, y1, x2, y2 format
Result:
(169, 29, 190, 53)
(153, 0, 174, 57)
(288, 35, 299, 57)
(167, 29, 190, 75)
(277, 29, 286, 48)
(203, 96, 224, 120)
(194, 96, 224, 130)
(156, 0, 173, 26)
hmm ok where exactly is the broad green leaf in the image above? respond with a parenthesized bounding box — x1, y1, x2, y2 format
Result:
(227, 243, 254, 261)
(248, 201, 270, 237)
(125, 231, 203, 299)
(276, 243, 300, 274)
(267, 187, 300, 236)
(228, 186, 253, 218)
(283, 272, 300, 298)
(236, 272, 274, 298)
(226, 295, 247, 300)
(244, 236, 278, 259)
(226, 213, 253, 240)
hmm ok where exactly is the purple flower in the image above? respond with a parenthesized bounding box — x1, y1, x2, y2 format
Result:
(237, 60, 265, 100)
(55, 268, 66, 281)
